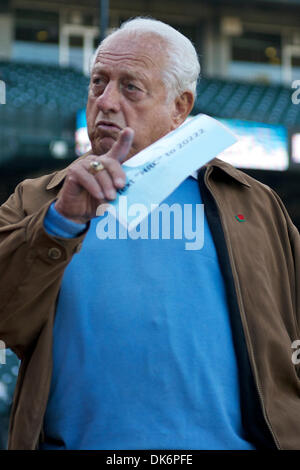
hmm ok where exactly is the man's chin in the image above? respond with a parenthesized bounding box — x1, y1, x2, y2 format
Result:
(94, 136, 116, 155)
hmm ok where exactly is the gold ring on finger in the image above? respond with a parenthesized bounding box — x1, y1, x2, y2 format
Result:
(89, 160, 105, 175)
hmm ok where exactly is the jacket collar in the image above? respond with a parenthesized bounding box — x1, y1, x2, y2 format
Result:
(204, 157, 251, 188)
(46, 152, 89, 190)
(46, 153, 251, 191)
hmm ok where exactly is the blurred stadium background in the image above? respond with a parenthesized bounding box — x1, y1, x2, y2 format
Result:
(0, 0, 300, 449)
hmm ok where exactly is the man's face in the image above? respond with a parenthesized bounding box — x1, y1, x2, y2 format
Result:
(86, 32, 178, 160)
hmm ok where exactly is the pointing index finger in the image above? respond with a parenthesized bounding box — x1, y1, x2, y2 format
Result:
(109, 127, 134, 163)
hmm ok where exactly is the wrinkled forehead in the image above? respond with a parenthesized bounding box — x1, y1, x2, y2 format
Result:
(93, 30, 168, 73)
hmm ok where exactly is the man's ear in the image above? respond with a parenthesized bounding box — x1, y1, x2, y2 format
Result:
(171, 90, 195, 129)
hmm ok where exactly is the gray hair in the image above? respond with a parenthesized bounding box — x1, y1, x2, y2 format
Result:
(90, 17, 200, 101)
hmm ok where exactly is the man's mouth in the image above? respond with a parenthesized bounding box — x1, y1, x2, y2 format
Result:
(96, 121, 121, 132)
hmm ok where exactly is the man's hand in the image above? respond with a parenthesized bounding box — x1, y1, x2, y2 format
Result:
(55, 128, 134, 224)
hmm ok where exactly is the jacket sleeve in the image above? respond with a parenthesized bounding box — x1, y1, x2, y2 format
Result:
(270, 188, 300, 332)
(286, 211, 300, 333)
(0, 180, 89, 359)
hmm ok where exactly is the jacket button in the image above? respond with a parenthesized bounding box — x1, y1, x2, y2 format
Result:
(48, 247, 62, 260)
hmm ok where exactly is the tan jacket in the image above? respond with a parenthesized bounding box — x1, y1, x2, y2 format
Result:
(0, 157, 299, 450)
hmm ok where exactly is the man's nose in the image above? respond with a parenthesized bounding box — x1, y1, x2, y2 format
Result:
(95, 82, 121, 114)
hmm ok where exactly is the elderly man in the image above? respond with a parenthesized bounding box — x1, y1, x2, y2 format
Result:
(0, 18, 299, 451)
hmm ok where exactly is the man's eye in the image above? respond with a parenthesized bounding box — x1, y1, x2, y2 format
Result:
(127, 83, 138, 91)
(93, 78, 103, 85)
(91, 78, 106, 95)
(125, 83, 143, 93)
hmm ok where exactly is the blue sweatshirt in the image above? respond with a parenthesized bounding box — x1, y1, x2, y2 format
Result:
(41, 176, 255, 450)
